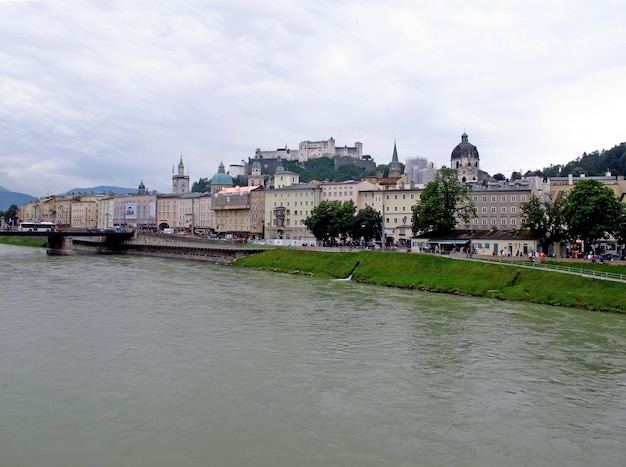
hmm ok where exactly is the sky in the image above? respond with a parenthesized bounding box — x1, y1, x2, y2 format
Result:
(1, 0, 625, 197)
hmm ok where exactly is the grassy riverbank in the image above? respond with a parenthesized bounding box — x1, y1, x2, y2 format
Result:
(0, 236, 47, 248)
(235, 249, 626, 314)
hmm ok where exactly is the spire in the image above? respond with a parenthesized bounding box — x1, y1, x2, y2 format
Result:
(461, 132, 469, 144)
(391, 140, 399, 163)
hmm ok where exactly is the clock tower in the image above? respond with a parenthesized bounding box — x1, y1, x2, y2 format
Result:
(172, 155, 190, 194)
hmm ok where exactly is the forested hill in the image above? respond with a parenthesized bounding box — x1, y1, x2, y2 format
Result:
(528, 142, 626, 178)
(282, 157, 375, 183)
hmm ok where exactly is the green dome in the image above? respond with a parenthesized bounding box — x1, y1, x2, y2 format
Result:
(276, 164, 285, 173)
(252, 160, 262, 169)
(210, 172, 233, 185)
(210, 161, 233, 186)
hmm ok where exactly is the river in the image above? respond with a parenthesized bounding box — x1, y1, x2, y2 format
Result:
(1, 243, 625, 467)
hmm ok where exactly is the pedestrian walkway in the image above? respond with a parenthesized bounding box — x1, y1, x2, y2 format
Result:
(458, 255, 626, 283)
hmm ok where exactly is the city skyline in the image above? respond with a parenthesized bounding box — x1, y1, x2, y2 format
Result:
(1, 1, 624, 198)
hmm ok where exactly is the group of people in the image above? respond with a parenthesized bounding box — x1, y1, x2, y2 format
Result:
(588, 253, 605, 264)
(528, 251, 545, 262)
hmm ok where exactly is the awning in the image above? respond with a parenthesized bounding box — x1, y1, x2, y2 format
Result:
(427, 239, 466, 244)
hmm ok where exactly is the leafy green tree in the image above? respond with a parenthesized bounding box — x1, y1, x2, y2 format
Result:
(334, 200, 357, 242)
(561, 179, 624, 251)
(521, 195, 548, 241)
(520, 193, 567, 250)
(351, 206, 382, 243)
(304, 200, 361, 243)
(613, 205, 626, 247)
(1, 204, 18, 224)
(303, 200, 332, 242)
(191, 177, 210, 193)
(411, 168, 476, 236)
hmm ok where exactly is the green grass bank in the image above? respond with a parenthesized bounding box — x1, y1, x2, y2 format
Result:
(235, 249, 626, 314)
(0, 236, 47, 248)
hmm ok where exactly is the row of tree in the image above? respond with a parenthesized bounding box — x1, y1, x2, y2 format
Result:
(303, 201, 383, 245)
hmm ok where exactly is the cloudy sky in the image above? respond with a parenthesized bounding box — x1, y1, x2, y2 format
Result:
(1, 0, 624, 197)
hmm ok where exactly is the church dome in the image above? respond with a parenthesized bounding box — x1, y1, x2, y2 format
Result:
(210, 162, 233, 186)
(451, 132, 479, 160)
(276, 164, 285, 173)
(252, 160, 262, 170)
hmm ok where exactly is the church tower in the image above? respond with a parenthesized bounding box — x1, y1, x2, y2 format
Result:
(450, 132, 480, 183)
(388, 141, 402, 178)
(172, 155, 190, 194)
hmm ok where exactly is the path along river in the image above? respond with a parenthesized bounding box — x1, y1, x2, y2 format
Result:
(1, 243, 625, 467)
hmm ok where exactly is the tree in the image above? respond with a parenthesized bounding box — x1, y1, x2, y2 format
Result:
(521, 195, 548, 241)
(520, 193, 567, 251)
(561, 179, 624, 252)
(411, 168, 476, 236)
(351, 206, 382, 243)
(334, 200, 357, 242)
(1, 204, 18, 224)
(192, 177, 210, 193)
(613, 205, 626, 248)
(303, 200, 337, 243)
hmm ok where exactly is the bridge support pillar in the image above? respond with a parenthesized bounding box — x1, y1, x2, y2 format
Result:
(47, 236, 74, 255)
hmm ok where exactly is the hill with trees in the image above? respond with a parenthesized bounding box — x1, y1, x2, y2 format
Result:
(525, 142, 626, 178)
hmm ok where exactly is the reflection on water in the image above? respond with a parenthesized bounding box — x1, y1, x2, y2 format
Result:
(1, 244, 625, 467)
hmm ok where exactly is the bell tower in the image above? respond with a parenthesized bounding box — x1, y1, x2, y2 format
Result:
(172, 154, 190, 194)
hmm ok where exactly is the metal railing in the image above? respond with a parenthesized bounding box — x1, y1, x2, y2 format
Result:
(474, 257, 626, 282)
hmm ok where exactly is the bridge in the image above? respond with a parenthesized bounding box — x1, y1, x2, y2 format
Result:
(2, 230, 265, 262)
(1, 230, 135, 238)
(2, 230, 136, 255)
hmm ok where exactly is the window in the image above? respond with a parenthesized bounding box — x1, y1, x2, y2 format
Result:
(482, 196, 487, 202)
(511, 219, 517, 225)
(482, 207, 487, 214)
(491, 218, 497, 225)
(473, 196, 478, 202)
(501, 218, 507, 225)
(521, 195, 527, 202)
(501, 195, 507, 202)
(511, 206, 516, 213)
(472, 218, 478, 225)
(491, 196, 496, 202)
(482, 218, 487, 225)
(511, 195, 516, 202)
(501, 207, 507, 213)
(491, 207, 496, 214)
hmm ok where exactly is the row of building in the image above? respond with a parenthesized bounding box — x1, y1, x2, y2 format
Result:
(16, 133, 626, 254)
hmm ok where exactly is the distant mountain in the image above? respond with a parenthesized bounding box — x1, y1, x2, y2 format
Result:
(63, 186, 137, 195)
(0, 186, 37, 211)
